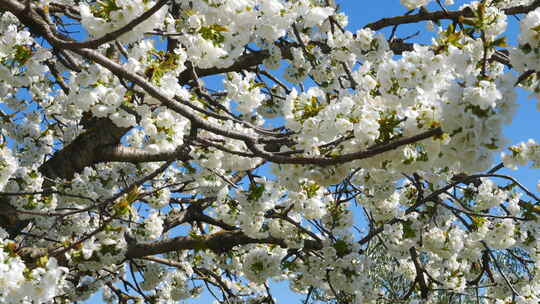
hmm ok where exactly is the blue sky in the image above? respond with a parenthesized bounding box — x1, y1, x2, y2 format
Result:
(75, 1, 540, 303)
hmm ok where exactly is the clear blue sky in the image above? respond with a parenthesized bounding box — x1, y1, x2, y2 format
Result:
(78, 1, 540, 303)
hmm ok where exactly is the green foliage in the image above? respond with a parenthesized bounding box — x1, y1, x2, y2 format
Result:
(247, 183, 265, 201)
(144, 50, 180, 85)
(199, 24, 228, 46)
(90, 0, 121, 21)
(13, 45, 32, 65)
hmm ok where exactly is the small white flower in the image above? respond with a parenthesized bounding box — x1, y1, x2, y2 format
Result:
(303, 7, 334, 27)
(143, 212, 164, 241)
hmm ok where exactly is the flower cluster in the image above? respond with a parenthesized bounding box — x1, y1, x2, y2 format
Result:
(501, 139, 540, 169)
(0, 241, 67, 304)
(0, 146, 17, 191)
(242, 247, 285, 284)
(80, 0, 168, 44)
(509, 7, 540, 111)
(224, 72, 266, 115)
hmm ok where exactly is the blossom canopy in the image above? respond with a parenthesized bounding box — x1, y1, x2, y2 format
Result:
(1, 0, 540, 303)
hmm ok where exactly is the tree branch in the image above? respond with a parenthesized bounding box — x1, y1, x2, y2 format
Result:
(52, 0, 169, 50)
(245, 127, 443, 166)
(39, 117, 129, 179)
(125, 230, 322, 258)
(365, 1, 540, 31)
(97, 145, 191, 164)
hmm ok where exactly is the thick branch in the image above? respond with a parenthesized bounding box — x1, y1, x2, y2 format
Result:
(245, 128, 443, 166)
(365, 1, 540, 30)
(410, 247, 429, 299)
(125, 230, 322, 258)
(179, 50, 272, 83)
(97, 145, 190, 164)
(53, 0, 169, 50)
(39, 118, 129, 180)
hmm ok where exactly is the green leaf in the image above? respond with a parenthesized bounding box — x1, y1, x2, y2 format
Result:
(247, 184, 265, 201)
(402, 220, 416, 239)
(13, 45, 33, 65)
(470, 216, 486, 231)
(492, 37, 507, 48)
(333, 239, 351, 257)
(199, 24, 228, 46)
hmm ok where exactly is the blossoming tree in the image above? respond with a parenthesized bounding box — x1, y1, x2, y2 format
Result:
(3, 0, 540, 302)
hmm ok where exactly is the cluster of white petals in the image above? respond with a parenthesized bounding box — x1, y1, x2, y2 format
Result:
(0, 240, 67, 304)
(0, 146, 17, 191)
(80, 0, 168, 44)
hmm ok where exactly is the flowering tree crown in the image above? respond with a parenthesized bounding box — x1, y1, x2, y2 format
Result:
(1, 0, 540, 303)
